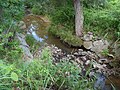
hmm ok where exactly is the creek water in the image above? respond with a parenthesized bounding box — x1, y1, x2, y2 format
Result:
(23, 15, 77, 53)
(23, 15, 120, 90)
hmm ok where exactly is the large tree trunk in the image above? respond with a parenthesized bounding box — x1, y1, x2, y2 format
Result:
(74, 0, 84, 37)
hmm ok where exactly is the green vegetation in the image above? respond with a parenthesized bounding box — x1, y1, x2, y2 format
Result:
(0, 0, 24, 60)
(29, 0, 120, 45)
(0, 0, 120, 89)
(0, 48, 95, 90)
(49, 24, 83, 46)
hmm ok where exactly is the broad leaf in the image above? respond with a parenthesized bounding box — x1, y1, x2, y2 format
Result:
(11, 72, 18, 81)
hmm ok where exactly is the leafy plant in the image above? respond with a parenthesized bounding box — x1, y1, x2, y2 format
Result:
(0, 47, 95, 89)
(0, 60, 20, 89)
(19, 48, 95, 89)
(101, 49, 109, 56)
(0, 0, 24, 21)
(0, 0, 24, 60)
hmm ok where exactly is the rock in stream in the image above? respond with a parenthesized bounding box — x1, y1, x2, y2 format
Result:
(16, 32, 33, 61)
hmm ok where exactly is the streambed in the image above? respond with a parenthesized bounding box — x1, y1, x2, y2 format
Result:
(22, 14, 120, 90)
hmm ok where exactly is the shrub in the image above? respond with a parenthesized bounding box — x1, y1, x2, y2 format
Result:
(0, 0, 24, 21)
(0, 27, 22, 60)
(0, 0, 24, 60)
(84, 5, 120, 39)
(51, 6, 74, 24)
(31, 1, 52, 15)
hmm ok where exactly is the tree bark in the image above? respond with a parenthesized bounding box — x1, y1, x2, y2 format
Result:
(73, 0, 84, 37)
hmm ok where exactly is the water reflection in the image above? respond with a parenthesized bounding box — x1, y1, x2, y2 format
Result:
(27, 24, 44, 42)
(23, 15, 76, 52)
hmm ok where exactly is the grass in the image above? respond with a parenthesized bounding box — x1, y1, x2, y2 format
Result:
(0, 47, 95, 90)
(48, 24, 83, 47)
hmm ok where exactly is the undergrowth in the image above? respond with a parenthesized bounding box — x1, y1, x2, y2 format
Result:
(33, 0, 120, 42)
(0, 48, 95, 90)
(0, 0, 120, 89)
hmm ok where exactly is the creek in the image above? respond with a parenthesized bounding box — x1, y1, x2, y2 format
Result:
(23, 15, 77, 53)
(23, 15, 120, 90)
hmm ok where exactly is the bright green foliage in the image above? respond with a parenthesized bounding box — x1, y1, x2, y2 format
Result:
(84, 1, 120, 39)
(0, 60, 21, 89)
(0, 48, 95, 90)
(11, 72, 18, 81)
